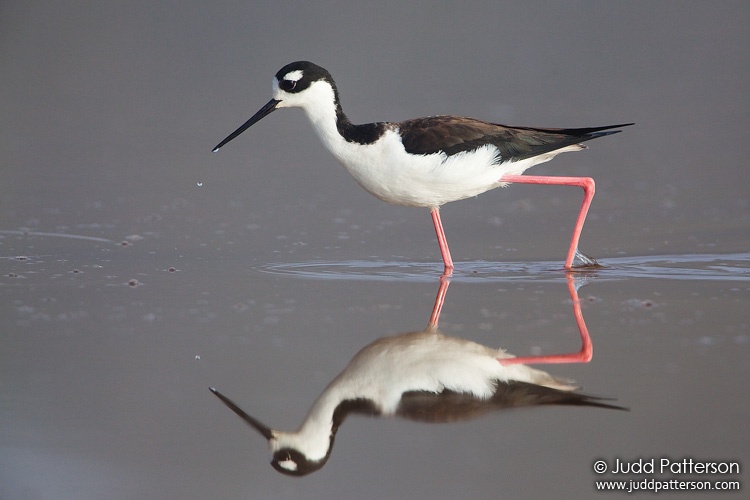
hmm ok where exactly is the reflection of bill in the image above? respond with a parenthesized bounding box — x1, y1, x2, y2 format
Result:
(210, 275, 626, 476)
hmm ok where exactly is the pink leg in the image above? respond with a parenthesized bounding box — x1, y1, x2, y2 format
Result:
(500, 174, 599, 270)
(500, 273, 593, 365)
(430, 207, 454, 276)
(427, 276, 451, 328)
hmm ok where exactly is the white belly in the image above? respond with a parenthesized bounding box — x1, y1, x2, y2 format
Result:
(319, 128, 553, 208)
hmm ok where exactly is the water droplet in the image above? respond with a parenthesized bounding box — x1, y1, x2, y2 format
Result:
(196, 181, 204, 187)
(194, 355, 201, 361)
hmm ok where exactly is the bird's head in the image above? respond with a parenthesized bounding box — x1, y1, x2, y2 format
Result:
(209, 387, 331, 476)
(212, 61, 338, 152)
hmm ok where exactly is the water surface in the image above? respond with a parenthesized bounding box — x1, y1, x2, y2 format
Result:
(2, 2, 748, 499)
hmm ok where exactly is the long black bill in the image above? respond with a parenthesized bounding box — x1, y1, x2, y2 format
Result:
(209, 387, 274, 440)
(212, 98, 281, 152)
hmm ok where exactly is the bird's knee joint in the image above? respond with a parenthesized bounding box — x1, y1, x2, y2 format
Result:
(581, 177, 595, 193)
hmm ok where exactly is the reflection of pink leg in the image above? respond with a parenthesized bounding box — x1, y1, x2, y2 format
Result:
(428, 276, 451, 328)
(500, 175, 599, 269)
(430, 207, 454, 276)
(500, 274, 593, 365)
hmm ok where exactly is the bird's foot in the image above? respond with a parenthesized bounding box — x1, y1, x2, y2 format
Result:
(569, 249, 603, 270)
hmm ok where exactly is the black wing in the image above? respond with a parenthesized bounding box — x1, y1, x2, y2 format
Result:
(398, 116, 633, 161)
(395, 381, 627, 423)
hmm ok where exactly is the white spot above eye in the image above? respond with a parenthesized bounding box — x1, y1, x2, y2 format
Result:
(278, 459, 298, 471)
(283, 69, 304, 82)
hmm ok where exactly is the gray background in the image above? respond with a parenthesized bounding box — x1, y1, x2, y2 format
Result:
(1, 2, 748, 499)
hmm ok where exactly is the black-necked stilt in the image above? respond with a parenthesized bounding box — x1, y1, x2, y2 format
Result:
(210, 326, 625, 476)
(213, 61, 632, 275)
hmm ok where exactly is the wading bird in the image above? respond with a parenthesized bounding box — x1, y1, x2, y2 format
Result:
(213, 61, 631, 274)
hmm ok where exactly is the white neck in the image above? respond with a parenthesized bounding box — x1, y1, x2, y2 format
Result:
(276, 80, 346, 155)
(271, 385, 344, 462)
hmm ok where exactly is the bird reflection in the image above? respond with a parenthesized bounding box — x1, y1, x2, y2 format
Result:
(211, 274, 625, 476)
(430, 273, 594, 366)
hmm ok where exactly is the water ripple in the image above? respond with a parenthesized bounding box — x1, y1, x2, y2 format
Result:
(257, 253, 750, 283)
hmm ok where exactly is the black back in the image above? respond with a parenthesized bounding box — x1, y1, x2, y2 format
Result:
(399, 117, 633, 161)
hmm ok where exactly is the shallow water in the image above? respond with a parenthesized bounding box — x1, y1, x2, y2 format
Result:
(2, 2, 749, 499)
(2, 231, 748, 499)
(259, 253, 750, 282)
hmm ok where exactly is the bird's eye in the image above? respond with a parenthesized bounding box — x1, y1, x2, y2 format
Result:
(279, 79, 296, 91)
